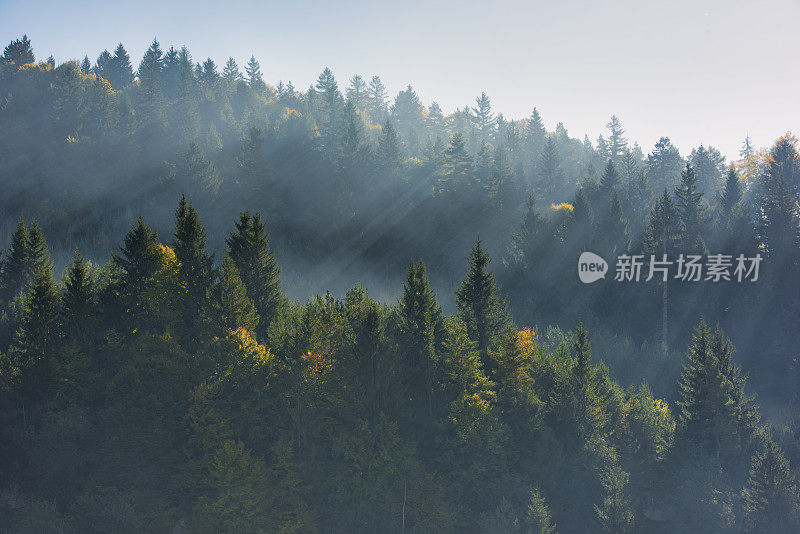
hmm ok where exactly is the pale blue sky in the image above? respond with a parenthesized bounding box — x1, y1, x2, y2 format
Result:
(1, 0, 798, 160)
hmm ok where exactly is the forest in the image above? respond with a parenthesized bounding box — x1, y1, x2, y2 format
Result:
(1, 34, 799, 532)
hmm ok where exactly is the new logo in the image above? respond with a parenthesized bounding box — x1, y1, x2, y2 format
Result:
(578, 251, 608, 284)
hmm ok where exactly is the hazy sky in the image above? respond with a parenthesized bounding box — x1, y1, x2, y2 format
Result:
(1, 0, 798, 160)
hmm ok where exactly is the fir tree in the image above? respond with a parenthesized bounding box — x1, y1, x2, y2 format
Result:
(107, 43, 134, 89)
(377, 120, 402, 170)
(455, 240, 510, 371)
(1, 219, 30, 306)
(222, 57, 241, 85)
(525, 486, 557, 534)
(674, 162, 707, 250)
(1, 35, 34, 66)
(536, 136, 562, 201)
(398, 261, 442, 421)
(367, 75, 389, 124)
(473, 92, 495, 142)
(245, 56, 266, 92)
(61, 251, 94, 340)
(206, 255, 259, 335)
(226, 211, 283, 339)
(741, 439, 799, 533)
(173, 196, 214, 338)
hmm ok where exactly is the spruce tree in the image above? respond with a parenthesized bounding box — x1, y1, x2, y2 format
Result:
(759, 135, 800, 261)
(226, 211, 283, 339)
(473, 92, 495, 142)
(108, 43, 134, 89)
(173, 196, 214, 338)
(674, 162, 707, 250)
(222, 57, 241, 85)
(61, 251, 94, 340)
(207, 255, 259, 335)
(1, 35, 34, 66)
(455, 240, 510, 371)
(112, 217, 162, 319)
(27, 222, 51, 278)
(367, 75, 389, 124)
(398, 261, 442, 419)
(377, 120, 402, 170)
(741, 439, 799, 533)
(14, 261, 60, 400)
(525, 486, 557, 534)
(245, 56, 266, 92)
(1, 219, 30, 306)
(536, 136, 562, 201)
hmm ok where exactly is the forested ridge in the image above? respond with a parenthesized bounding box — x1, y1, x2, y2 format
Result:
(1, 35, 800, 532)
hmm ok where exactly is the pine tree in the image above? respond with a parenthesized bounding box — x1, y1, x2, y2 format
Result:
(642, 190, 681, 256)
(346, 74, 368, 113)
(61, 251, 94, 340)
(245, 56, 266, 92)
(171, 142, 221, 196)
(13, 261, 60, 399)
(173, 196, 214, 337)
(437, 133, 473, 195)
(677, 321, 757, 460)
(525, 486, 557, 534)
(398, 261, 442, 421)
(690, 145, 725, 194)
(377, 120, 402, 170)
(107, 43, 134, 89)
(759, 135, 800, 261)
(112, 216, 162, 312)
(222, 57, 241, 85)
(647, 137, 684, 190)
(741, 440, 799, 533)
(1, 35, 34, 66)
(598, 159, 621, 210)
(27, 222, 52, 278)
(718, 166, 743, 220)
(606, 115, 628, 165)
(473, 92, 495, 142)
(740, 135, 755, 159)
(138, 38, 164, 87)
(206, 255, 259, 335)
(367, 75, 389, 124)
(674, 162, 707, 250)
(527, 108, 546, 155)
(81, 55, 91, 75)
(226, 211, 283, 339)
(1, 219, 30, 306)
(237, 127, 269, 199)
(455, 240, 510, 371)
(596, 192, 629, 256)
(536, 136, 562, 201)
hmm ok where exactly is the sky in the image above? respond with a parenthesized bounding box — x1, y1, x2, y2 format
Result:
(1, 0, 798, 161)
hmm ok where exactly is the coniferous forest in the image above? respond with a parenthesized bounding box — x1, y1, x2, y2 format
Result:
(1, 34, 800, 532)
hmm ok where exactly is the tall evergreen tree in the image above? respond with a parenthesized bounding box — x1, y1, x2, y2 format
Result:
(455, 240, 510, 371)
(245, 56, 266, 92)
(173, 196, 214, 338)
(206, 254, 259, 335)
(107, 43, 134, 89)
(473, 92, 495, 142)
(741, 439, 799, 533)
(398, 261, 443, 421)
(61, 251, 94, 341)
(1, 35, 34, 66)
(226, 211, 283, 339)
(1, 219, 30, 306)
(536, 136, 562, 201)
(674, 162, 707, 250)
